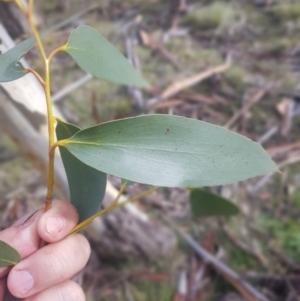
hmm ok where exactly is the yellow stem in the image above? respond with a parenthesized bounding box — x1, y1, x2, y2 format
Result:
(48, 45, 67, 63)
(126, 187, 159, 202)
(111, 184, 126, 207)
(54, 116, 64, 123)
(45, 141, 55, 205)
(25, 0, 55, 207)
(44, 60, 54, 147)
(27, 0, 46, 61)
(68, 186, 159, 236)
(26, 0, 55, 209)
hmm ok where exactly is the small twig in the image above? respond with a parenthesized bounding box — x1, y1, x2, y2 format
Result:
(251, 151, 300, 193)
(179, 91, 223, 105)
(257, 126, 279, 145)
(245, 227, 300, 273)
(126, 32, 145, 112)
(139, 29, 181, 70)
(162, 57, 231, 100)
(112, 184, 127, 207)
(225, 83, 273, 129)
(163, 216, 271, 301)
(68, 186, 159, 235)
(266, 141, 300, 157)
(124, 282, 135, 301)
(52, 74, 93, 103)
(44, 3, 100, 34)
(173, 270, 187, 301)
(269, 247, 300, 272)
(148, 56, 231, 108)
(223, 226, 269, 268)
(25, 68, 45, 88)
(150, 99, 184, 110)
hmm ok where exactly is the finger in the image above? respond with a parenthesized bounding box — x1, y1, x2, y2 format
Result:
(24, 280, 85, 301)
(38, 200, 79, 243)
(0, 210, 43, 278)
(7, 234, 90, 299)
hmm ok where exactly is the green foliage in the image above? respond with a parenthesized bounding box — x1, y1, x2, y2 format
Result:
(258, 213, 300, 263)
(270, 3, 300, 21)
(131, 280, 174, 301)
(0, 240, 21, 267)
(0, 37, 35, 82)
(183, 2, 240, 31)
(291, 189, 300, 208)
(56, 120, 107, 222)
(223, 65, 251, 94)
(65, 25, 148, 87)
(0, 1, 281, 262)
(190, 189, 239, 218)
(228, 247, 258, 271)
(59, 114, 277, 188)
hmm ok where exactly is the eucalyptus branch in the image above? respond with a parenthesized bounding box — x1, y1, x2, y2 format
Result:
(23, 0, 57, 211)
(0, 0, 278, 269)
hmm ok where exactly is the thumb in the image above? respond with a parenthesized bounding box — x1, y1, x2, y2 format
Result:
(0, 209, 43, 279)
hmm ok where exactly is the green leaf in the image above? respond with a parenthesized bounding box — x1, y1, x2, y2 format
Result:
(0, 240, 21, 267)
(56, 120, 107, 222)
(190, 189, 239, 218)
(59, 114, 277, 188)
(0, 37, 35, 82)
(65, 25, 148, 87)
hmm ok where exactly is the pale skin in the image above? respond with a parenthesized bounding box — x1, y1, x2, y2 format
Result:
(0, 200, 90, 301)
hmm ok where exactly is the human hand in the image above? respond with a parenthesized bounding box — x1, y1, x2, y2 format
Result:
(0, 200, 90, 301)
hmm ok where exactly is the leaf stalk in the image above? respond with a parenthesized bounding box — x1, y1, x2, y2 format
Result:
(25, 68, 45, 88)
(68, 186, 159, 235)
(48, 45, 67, 63)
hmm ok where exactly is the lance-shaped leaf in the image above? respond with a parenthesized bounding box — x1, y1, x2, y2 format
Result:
(58, 115, 277, 188)
(56, 120, 107, 222)
(0, 37, 35, 82)
(0, 240, 21, 267)
(190, 189, 239, 218)
(65, 25, 148, 87)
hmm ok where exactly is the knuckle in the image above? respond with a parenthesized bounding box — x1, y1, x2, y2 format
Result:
(41, 235, 90, 283)
(44, 249, 67, 281)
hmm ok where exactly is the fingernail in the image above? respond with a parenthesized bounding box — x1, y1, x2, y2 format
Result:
(46, 216, 64, 237)
(11, 270, 34, 296)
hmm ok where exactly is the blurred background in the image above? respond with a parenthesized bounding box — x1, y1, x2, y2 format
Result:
(1, 0, 300, 300)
